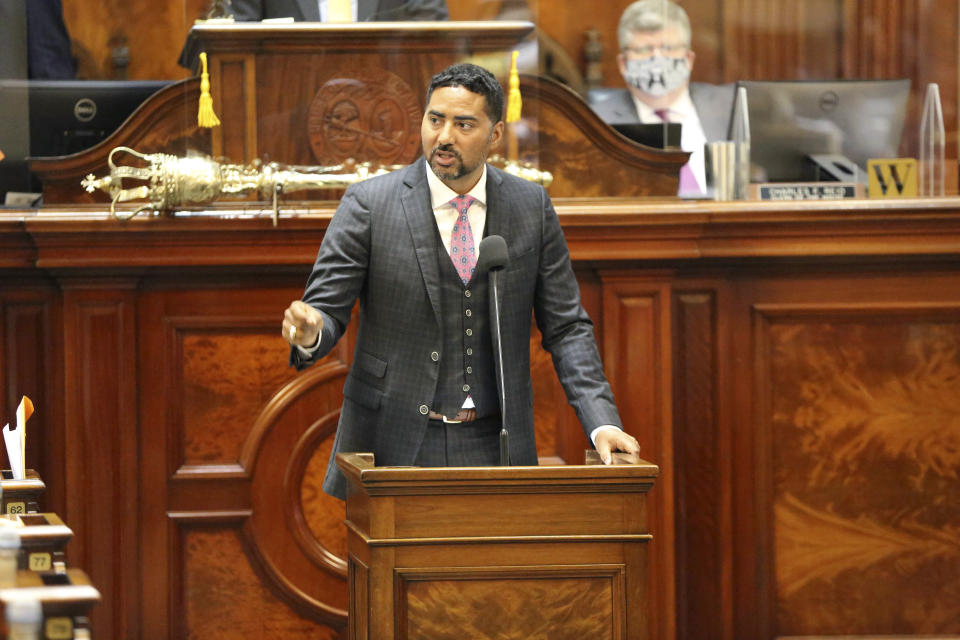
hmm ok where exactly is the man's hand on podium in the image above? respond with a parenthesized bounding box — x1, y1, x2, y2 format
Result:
(283, 301, 323, 348)
(595, 429, 641, 465)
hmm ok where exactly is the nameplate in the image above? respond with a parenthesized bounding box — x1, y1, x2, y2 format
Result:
(28, 551, 51, 571)
(45, 617, 73, 640)
(753, 182, 860, 200)
(867, 158, 918, 197)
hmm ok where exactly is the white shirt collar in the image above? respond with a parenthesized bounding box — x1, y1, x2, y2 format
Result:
(424, 159, 488, 210)
(319, 0, 358, 21)
(631, 88, 698, 124)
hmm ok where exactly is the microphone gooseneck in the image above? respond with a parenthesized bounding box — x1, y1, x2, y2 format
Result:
(478, 235, 510, 465)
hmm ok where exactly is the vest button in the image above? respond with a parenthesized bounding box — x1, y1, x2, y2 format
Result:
(465, 309, 472, 317)
(462, 384, 470, 392)
(466, 366, 473, 374)
(464, 290, 472, 298)
(465, 328, 473, 336)
(431, 351, 439, 361)
(466, 348, 473, 355)
(419, 404, 429, 415)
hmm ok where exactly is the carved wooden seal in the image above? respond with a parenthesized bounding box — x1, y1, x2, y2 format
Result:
(308, 69, 422, 166)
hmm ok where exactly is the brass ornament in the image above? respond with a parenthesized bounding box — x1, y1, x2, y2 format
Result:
(81, 146, 398, 225)
(81, 147, 553, 225)
(490, 155, 553, 187)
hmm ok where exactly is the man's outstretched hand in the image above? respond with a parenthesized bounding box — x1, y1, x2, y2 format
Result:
(282, 300, 323, 348)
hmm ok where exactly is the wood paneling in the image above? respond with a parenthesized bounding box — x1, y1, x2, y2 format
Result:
(341, 453, 654, 640)
(754, 300, 960, 636)
(671, 288, 730, 640)
(0, 284, 62, 518)
(56, 0, 957, 161)
(181, 528, 340, 639)
(530, 0, 634, 92)
(137, 282, 351, 638)
(601, 278, 674, 640)
(6, 198, 960, 638)
(60, 281, 139, 640)
(401, 570, 617, 639)
(62, 0, 208, 80)
(1, 290, 57, 489)
(215, 56, 255, 162)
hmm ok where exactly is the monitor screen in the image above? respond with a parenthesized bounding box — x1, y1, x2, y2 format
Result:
(612, 122, 682, 149)
(27, 80, 172, 157)
(0, 79, 171, 201)
(737, 79, 911, 182)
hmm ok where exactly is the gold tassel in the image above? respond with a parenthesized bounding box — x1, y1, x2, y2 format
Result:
(197, 52, 221, 129)
(506, 50, 522, 123)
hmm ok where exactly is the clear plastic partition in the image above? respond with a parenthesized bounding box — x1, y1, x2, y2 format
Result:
(1, 0, 957, 208)
(596, 0, 958, 200)
(0, 0, 546, 212)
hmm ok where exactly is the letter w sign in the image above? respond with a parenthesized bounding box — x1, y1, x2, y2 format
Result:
(868, 158, 918, 197)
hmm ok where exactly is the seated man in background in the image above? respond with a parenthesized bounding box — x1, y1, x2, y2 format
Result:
(590, 0, 734, 197)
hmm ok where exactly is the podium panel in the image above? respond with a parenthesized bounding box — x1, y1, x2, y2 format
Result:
(337, 452, 658, 640)
(397, 565, 621, 639)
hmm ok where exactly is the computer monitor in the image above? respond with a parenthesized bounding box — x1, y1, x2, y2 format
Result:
(0, 79, 171, 202)
(612, 122, 682, 149)
(27, 80, 172, 156)
(736, 79, 911, 182)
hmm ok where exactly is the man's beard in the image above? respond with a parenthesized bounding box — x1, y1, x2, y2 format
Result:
(428, 144, 481, 180)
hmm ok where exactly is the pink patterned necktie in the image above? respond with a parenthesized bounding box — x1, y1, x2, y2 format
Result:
(448, 194, 478, 283)
(655, 108, 700, 194)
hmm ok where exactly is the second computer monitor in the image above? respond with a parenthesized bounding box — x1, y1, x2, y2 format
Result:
(737, 79, 911, 182)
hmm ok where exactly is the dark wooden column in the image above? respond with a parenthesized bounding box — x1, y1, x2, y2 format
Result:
(59, 277, 140, 640)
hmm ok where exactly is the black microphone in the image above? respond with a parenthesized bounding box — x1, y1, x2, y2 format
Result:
(478, 235, 510, 465)
(477, 234, 508, 272)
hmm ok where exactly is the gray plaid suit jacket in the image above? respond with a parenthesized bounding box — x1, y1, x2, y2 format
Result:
(293, 160, 621, 498)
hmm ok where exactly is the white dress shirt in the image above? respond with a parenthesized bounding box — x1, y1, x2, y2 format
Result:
(424, 158, 487, 255)
(423, 159, 487, 409)
(318, 0, 358, 21)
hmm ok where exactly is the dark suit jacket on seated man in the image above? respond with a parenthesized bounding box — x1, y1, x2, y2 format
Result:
(231, 0, 449, 21)
(282, 63, 640, 499)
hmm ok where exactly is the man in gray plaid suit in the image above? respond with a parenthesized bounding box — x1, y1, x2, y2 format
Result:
(283, 63, 640, 499)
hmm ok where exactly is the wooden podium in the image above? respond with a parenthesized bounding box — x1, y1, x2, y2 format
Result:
(337, 452, 658, 640)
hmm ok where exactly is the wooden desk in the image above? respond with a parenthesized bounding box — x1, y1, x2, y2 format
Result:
(337, 452, 658, 639)
(3, 196, 960, 638)
(1, 470, 46, 515)
(0, 568, 100, 639)
(3, 514, 73, 573)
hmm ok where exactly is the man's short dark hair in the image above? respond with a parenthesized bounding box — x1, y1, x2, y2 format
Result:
(426, 63, 504, 125)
